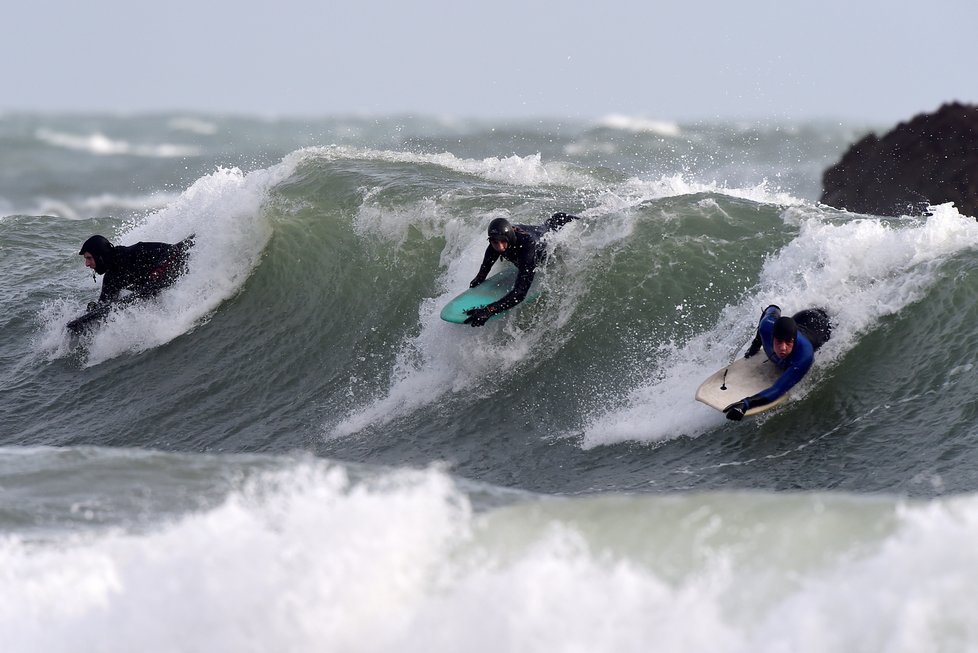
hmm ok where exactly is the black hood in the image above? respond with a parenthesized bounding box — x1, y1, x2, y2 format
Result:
(773, 316, 797, 342)
(79, 235, 114, 275)
(487, 217, 516, 247)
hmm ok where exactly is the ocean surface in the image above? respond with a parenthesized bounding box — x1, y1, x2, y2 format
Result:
(3, 111, 978, 651)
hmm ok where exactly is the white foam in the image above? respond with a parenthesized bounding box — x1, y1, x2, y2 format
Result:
(562, 140, 618, 156)
(596, 113, 682, 138)
(618, 174, 804, 208)
(31, 191, 181, 221)
(295, 146, 802, 209)
(328, 226, 543, 437)
(329, 210, 607, 438)
(4, 463, 978, 652)
(582, 203, 978, 446)
(37, 155, 304, 364)
(167, 117, 218, 135)
(297, 145, 600, 189)
(35, 128, 201, 158)
(331, 176, 802, 437)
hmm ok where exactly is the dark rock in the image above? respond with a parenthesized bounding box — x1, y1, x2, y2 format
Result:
(820, 102, 978, 218)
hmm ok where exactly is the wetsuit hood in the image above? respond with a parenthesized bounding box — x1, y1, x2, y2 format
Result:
(773, 316, 797, 342)
(487, 218, 516, 247)
(80, 235, 114, 275)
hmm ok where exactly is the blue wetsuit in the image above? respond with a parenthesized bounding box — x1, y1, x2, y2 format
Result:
(743, 305, 815, 408)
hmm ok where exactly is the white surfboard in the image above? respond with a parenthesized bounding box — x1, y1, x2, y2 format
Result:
(695, 355, 788, 417)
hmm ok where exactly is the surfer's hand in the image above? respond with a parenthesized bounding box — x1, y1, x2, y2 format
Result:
(723, 400, 749, 421)
(463, 306, 493, 327)
(469, 277, 484, 288)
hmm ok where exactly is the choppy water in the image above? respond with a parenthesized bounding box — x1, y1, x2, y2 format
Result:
(3, 112, 977, 651)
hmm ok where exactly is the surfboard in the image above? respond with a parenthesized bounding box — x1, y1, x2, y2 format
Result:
(695, 354, 789, 417)
(440, 267, 543, 324)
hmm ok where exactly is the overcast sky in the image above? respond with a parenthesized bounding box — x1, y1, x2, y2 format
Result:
(3, 0, 976, 123)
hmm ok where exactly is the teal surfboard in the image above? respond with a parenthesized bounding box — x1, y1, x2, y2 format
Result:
(440, 267, 544, 324)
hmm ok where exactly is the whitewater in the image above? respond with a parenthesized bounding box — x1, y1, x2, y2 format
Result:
(3, 112, 978, 652)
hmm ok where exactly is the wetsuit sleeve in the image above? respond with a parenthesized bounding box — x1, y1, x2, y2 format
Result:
(744, 341, 814, 408)
(745, 331, 762, 358)
(472, 246, 499, 284)
(98, 273, 123, 303)
(485, 247, 535, 313)
(745, 305, 779, 357)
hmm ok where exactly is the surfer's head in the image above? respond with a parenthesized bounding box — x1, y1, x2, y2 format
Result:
(773, 316, 797, 358)
(79, 235, 113, 275)
(487, 218, 515, 253)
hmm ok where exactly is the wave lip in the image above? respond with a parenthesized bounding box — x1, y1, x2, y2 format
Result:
(581, 202, 978, 447)
(297, 145, 600, 189)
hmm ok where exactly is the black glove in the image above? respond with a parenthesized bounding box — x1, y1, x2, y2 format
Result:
(463, 306, 494, 327)
(723, 399, 750, 421)
(469, 277, 485, 288)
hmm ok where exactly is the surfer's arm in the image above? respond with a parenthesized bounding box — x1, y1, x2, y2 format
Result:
(97, 275, 122, 303)
(745, 358, 812, 408)
(745, 331, 762, 358)
(486, 262, 534, 314)
(745, 305, 780, 358)
(470, 246, 500, 287)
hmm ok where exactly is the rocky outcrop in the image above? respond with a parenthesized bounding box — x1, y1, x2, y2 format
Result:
(820, 102, 978, 218)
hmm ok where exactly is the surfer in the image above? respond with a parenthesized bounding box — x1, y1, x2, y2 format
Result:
(723, 305, 832, 421)
(463, 213, 579, 326)
(68, 233, 195, 333)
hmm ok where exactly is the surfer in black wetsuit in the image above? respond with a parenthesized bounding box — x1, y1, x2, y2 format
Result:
(68, 233, 195, 333)
(463, 213, 579, 326)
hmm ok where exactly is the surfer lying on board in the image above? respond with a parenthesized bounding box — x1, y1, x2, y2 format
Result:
(723, 305, 832, 421)
(463, 213, 579, 326)
(67, 233, 195, 334)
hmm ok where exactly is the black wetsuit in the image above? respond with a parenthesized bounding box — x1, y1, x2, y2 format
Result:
(469, 213, 578, 314)
(68, 234, 194, 333)
(96, 238, 194, 303)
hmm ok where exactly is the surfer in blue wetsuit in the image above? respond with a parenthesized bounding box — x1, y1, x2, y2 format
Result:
(68, 234, 195, 333)
(723, 305, 832, 421)
(463, 213, 579, 326)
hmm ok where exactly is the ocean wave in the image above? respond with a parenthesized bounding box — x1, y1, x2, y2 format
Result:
(3, 456, 978, 653)
(581, 202, 978, 447)
(596, 113, 682, 137)
(35, 128, 201, 158)
(30, 191, 182, 221)
(167, 116, 218, 135)
(293, 145, 601, 189)
(35, 157, 303, 364)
